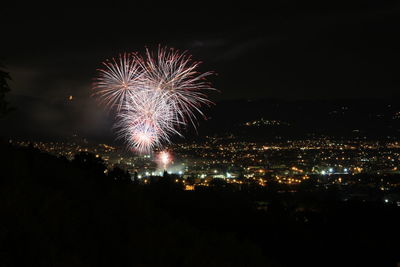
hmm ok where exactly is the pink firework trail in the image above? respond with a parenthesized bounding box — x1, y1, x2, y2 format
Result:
(157, 150, 171, 170)
(93, 46, 215, 153)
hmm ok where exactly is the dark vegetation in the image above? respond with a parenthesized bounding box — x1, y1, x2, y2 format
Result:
(0, 142, 399, 266)
(0, 61, 11, 118)
(0, 143, 267, 267)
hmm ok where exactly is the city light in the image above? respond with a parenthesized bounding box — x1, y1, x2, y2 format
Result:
(12, 138, 400, 195)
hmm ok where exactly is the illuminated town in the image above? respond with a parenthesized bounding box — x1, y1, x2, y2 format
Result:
(11, 136, 400, 204)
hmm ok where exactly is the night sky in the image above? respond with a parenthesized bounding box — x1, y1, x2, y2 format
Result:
(2, 4, 400, 140)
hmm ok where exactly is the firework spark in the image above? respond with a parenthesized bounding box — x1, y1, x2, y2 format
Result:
(115, 90, 181, 153)
(157, 151, 171, 170)
(93, 53, 143, 111)
(93, 47, 214, 153)
(140, 47, 214, 127)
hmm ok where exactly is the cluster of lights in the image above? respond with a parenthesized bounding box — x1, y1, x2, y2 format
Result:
(320, 167, 351, 175)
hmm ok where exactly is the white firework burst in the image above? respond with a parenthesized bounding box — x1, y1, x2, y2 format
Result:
(93, 47, 215, 153)
(93, 53, 143, 111)
(114, 90, 181, 153)
(140, 47, 214, 127)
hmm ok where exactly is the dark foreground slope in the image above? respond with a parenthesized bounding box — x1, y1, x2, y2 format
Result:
(0, 143, 268, 267)
(0, 142, 399, 266)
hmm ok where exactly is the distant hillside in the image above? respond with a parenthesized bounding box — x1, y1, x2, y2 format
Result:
(187, 98, 400, 140)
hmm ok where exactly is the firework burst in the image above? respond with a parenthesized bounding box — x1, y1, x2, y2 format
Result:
(93, 53, 143, 111)
(93, 46, 214, 153)
(140, 47, 214, 127)
(115, 90, 181, 153)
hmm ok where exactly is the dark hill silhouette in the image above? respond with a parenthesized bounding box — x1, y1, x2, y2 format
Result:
(0, 141, 399, 266)
(177, 98, 400, 142)
(0, 142, 268, 267)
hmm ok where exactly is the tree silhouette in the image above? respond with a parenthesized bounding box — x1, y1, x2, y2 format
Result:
(0, 61, 11, 118)
(72, 152, 107, 179)
(209, 178, 228, 189)
(108, 165, 131, 182)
